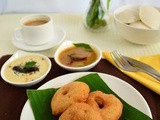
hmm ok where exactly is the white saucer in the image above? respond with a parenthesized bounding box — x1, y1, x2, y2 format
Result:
(12, 26, 66, 51)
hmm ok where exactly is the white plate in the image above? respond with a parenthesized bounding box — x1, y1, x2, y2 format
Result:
(12, 26, 66, 51)
(20, 72, 152, 120)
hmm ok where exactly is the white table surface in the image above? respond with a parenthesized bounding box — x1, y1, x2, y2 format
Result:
(0, 14, 160, 57)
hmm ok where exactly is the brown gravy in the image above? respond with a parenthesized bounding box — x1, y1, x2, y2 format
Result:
(58, 46, 97, 67)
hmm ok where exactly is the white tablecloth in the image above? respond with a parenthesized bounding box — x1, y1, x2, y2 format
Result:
(0, 14, 159, 57)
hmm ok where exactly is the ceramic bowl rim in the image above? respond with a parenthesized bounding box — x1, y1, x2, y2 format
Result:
(113, 5, 160, 31)
(0, 50, 52, 86)
(54, 41, 102, 71)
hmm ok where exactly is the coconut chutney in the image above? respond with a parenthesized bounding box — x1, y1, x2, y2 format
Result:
(4, 55, 49, 83)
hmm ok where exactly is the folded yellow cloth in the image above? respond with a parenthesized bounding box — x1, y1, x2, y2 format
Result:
(103, 52, 160, 95)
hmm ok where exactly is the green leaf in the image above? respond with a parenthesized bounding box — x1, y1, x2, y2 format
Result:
(86, 0, 106, 29)
(107, 0, 111, 11)
(27, 74, 151, 120)
(73, 43, 93, 51)
(27, 88, 58, 120)
(24, 61, 36, 68)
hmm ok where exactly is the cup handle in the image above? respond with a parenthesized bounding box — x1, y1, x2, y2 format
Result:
(14, 28, 23, 41)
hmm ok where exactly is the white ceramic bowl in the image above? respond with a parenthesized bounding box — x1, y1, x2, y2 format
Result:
(114, 5, 160, 45)
(1, 50, 52, 87)
(54, 41, 102, 71)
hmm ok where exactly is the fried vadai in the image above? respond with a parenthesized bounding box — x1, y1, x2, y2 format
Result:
(86, 91, 123, 120)
(59, 103, 103, 120)
(51, 82, 90, 116)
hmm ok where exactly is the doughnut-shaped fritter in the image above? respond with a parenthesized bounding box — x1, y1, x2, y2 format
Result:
(59, 103, 103, 120)
(51, 82, 90, 116)
(86, 91, 123, 120)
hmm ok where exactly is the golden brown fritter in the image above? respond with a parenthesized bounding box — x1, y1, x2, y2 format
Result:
(86, 91, 123, 120)
(51, 82, 90, 116)
(59, 103, 103, 120)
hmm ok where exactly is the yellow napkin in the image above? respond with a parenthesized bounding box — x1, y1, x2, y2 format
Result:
(103, 52, 160, 95)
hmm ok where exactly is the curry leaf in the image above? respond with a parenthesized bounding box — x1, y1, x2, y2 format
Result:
(24, 61, 36, 68)
(73, 43, 93, 51)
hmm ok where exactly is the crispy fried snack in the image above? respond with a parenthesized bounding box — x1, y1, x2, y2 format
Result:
(86, 91, 123, 120)
(51, 82, 90, 116)
(59, 103, 103, 120)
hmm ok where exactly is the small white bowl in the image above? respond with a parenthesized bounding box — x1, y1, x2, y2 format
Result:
(54, 41, 102, 71)
(114, 5, 160, 45)
(0, 50, 52, 87)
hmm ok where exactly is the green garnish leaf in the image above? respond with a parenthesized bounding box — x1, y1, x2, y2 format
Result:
(73, 43, 93, 51)
(24, 61, 36, 68)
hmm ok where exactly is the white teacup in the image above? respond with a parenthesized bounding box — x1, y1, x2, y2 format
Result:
(14, 15, 54, 45)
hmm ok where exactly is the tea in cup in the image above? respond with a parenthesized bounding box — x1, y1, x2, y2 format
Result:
(14, 15, 54, 45)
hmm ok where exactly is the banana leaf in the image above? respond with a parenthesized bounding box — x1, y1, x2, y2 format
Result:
(27, 73, 151, 120)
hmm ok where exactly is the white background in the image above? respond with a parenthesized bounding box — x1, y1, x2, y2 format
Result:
(1, 0, 160, 14)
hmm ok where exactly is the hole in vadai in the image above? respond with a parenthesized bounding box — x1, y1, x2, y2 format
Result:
(84, 110, 87, 113)
(95, 98, 104, 109)
(62, 90, 68, 95)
